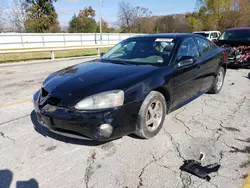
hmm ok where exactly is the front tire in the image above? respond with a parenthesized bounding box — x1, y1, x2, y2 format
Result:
(208, 67, 225, 94)
(135, 91, 166, 139)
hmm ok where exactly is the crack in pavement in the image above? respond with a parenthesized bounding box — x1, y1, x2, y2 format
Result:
(162, 127, 185, 161)
(84, 151, 96, 188)
(162, 128, 194, 188)
(0, 114, 30, 126)
(180, 172, 192, 188)
(174, 107, 194, 139)
(137, 134, 182, 188)
(150, 151, 179, 174)
(0, 131, 15, 142)
(137, 149, 178, 188)
(226, 96, 247, 120)
(209, 182, 219, 188)
(203, 99, 219, 109)
(137, 159, 155, 188)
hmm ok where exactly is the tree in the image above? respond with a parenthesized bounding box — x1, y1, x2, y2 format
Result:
(96, 18, 114, 33)
(24, 0, 60, 33)
(7, 0, 27, 32)
(68, 7, 97, 33)
(192, 0, 250, 31)
(117, 1, 152, 32)
(79, 6, 95, 18)
(0, 0, 8, 32)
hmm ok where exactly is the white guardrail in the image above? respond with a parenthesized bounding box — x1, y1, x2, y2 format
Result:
(0, 33, 143, 49)
(0, 33, 143, 59)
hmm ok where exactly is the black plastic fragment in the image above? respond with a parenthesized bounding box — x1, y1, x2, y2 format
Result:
(179, 160, 221, 181)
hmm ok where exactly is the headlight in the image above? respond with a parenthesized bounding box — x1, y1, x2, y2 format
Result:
(75, 90, 124, 110)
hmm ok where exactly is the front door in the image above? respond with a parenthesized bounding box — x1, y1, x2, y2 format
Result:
(172, 37, 202, 109)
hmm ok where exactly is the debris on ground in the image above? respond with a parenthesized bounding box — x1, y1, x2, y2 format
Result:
(179, 160, 221, 181)
(91, 152, 96, 159)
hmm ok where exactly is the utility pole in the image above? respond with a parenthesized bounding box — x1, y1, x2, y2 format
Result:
(99, 0, 103, 44)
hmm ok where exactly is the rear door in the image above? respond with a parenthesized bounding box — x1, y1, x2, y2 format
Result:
(172, 37, 202, 109)
(194, 37, 220, 92)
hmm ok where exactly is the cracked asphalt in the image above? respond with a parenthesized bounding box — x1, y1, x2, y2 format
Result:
(0, 58, 250, 188)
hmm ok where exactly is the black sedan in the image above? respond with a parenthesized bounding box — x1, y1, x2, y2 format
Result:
(33, 33, 227, 141)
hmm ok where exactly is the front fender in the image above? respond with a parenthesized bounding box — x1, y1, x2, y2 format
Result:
(124, 68, 173, 105)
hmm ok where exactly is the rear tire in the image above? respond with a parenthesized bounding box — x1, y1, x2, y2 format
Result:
(135, 91, 166, 139)
(208, 67, 225, 94)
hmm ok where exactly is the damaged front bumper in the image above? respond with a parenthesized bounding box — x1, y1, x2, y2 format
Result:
(33, 90, 141, 141)
(223, 45, 250, 68)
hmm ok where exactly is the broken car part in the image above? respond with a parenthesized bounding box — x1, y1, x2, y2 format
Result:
(180, 160, 221, 181)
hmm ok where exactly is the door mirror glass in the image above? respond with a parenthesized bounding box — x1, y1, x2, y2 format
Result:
(100, 52, 105, 57)
(177, 56, 195, 68)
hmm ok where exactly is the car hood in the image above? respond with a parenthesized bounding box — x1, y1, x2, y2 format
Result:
(42, 61, 158, 106)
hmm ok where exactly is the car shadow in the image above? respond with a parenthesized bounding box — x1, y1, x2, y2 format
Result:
(30, 110, 107, 146)
(128, 134, 145, 140)
(0, 169, 12, 188)
(242, 73, 250, 79)
(16, 179, 39, 188)
(0, 169, 39, 188)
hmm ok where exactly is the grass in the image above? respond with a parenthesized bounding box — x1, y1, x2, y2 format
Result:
(0, 47, 110, 63)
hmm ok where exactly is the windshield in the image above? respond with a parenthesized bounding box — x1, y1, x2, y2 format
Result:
(195, 33, 209, 37)
(102, 38, 176, 65)
(219, 30, 250, 40)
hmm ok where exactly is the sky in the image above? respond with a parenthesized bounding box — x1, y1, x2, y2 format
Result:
(55, 0, 197, 27)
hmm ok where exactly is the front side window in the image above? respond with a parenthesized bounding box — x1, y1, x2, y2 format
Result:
(211, 32, 218, 38)
(102, 38, 176, 65)
(195, 37, 212, 54)
(177, 38, 199, 60)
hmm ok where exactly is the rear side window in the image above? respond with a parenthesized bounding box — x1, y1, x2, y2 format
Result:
(195, 37, 212, 55)
(177, 38, 199, 60)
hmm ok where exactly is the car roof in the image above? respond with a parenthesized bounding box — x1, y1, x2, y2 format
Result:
(193, 31, 220, 33)
(227, 27, 250, 31)
(129, 33, 195, 40)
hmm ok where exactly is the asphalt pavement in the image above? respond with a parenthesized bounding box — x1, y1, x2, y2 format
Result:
(0, 58, 249, 188)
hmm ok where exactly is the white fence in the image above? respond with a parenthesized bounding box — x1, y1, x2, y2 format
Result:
(0, 33, 143, 49)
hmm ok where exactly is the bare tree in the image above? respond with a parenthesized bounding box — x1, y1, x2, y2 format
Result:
(117, 1, 152, 32)
(7, 0, 27, 32)
(0, 0, 8, 32)
(118, 1, 134, 31)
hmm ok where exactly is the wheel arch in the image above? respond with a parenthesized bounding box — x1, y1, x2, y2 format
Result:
(153, 87, 171, 113)
(221, 63, 227, 74)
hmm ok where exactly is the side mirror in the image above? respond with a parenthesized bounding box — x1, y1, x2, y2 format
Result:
(177, 56, 195, 68)
(100, 52, 105, 57)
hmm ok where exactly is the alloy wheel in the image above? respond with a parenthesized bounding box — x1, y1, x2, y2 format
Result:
(146, 100, 163, 131)
(216, 70, 224, 90)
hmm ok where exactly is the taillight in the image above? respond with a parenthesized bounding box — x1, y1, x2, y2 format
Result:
(223, 51, 228, 63)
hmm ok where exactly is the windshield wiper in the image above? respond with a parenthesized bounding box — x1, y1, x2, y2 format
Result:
(101, 58, 131, 65)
